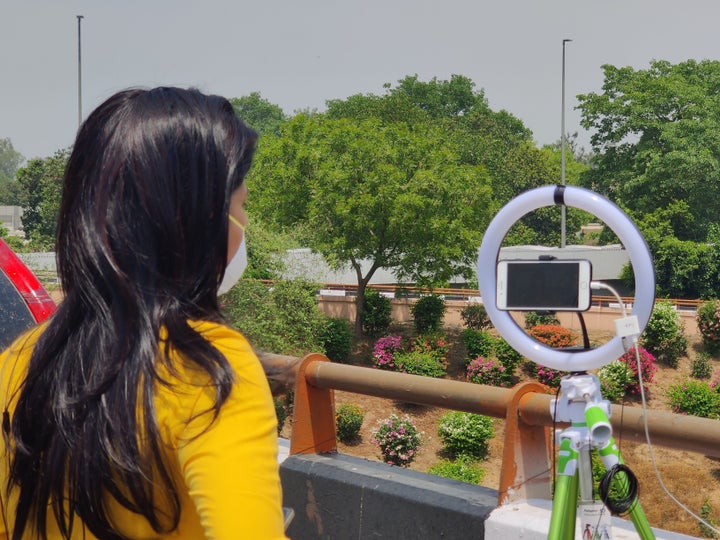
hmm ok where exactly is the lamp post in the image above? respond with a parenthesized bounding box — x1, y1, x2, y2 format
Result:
(560, 38, 572, 248)
(77, 15, 84, 127)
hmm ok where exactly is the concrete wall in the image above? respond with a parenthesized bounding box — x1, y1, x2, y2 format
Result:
(318, 295, 700, 337)
(280, 452, 498, 539)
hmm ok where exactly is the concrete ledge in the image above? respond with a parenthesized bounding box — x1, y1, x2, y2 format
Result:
(486, 499, 700, 539)
(280, 452, 498, 539)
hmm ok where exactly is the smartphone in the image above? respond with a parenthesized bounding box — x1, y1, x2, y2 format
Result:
(496, 259, 592, 311)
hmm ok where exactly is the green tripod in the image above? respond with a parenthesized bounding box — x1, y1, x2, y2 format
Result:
(547, 373, 655, 540)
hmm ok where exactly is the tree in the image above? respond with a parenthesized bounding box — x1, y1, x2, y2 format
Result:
(248, 114, 493, 335)
(230, 92, 287, 136)
(328, 75, 570, 246)
(15, 149, 69, 248)
(0, 138, 23, 181)
(0, 138, 24, 205)
(577, 59, 720, 241)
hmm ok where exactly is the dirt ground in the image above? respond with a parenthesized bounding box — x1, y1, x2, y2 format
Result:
(279, 326, 720, 538)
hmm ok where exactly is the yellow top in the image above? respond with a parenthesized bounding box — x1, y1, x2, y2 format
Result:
(0, 321, 288, 539)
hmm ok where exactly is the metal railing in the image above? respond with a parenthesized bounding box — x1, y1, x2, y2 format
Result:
(277, 353, 720, 506)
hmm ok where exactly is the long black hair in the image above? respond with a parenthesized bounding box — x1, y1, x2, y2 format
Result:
(7, 87, 258, 539)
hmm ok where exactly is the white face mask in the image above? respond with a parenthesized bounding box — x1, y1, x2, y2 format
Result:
(218, 233, 247, 295)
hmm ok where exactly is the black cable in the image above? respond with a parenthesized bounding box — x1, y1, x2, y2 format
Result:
(599, 463, 639, 515)
(576, 311, 590, 349)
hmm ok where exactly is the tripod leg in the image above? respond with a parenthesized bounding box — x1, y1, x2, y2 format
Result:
(597, 438, 655, 540)
(548, 437, 579, 540)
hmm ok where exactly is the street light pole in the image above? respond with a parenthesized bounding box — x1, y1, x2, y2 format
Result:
(77, 15, 84, 127)
(560, 38, 572, 248)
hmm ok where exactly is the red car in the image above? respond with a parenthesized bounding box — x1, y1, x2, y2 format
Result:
(0, 238, 56, 350)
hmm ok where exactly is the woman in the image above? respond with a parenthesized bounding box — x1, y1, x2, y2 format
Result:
(0, 87, 287, 539)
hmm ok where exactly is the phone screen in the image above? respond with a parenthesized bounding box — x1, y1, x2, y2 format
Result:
(496, 260, 591, 311)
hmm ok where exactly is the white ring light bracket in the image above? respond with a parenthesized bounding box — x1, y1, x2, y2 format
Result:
(477, 185, 655, 372)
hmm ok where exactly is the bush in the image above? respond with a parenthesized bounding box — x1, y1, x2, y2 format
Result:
(493, 338, 523, 374)
(667, 380, 720, 419)
(336, 403, 364, 442)
(362, 288, 392, 337)
(528, 324, 578, 348)
(223, 279, 327, 356)
(598, 361, 635, 403)
(274, 397, 288, 434)
(535, 365, 566, 387)
(524, 311, 559, 329)
(411, 294, 446, 334)
(461, 329, 494, 361)
(372, 335, 404, 370)
(617, 346, 657, 395)
(412, 333, 448, 361)
(372, 414, 421, 466)
(437, 411, 494, 460)
(394, 350, 447, 378)
(642, 300, 687, 368)
(466, 357, 511, 387)
(320, 317, 353, 363)
(460, 303, 491, 331)
(698, 299, 720, 354)
(692, 351, 714, 380)
(428, 455, 485, 484)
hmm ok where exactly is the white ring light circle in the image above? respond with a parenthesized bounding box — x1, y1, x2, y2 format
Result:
(477, 185, 655, 372)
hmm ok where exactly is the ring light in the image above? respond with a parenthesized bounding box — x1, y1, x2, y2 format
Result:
(477, 185, 654, 372)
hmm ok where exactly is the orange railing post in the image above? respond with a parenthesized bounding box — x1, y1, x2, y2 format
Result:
(498, 381, 553, 505)
(289, 354, 337, 455)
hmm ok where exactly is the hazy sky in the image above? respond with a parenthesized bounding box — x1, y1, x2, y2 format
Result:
(3, 0, 720, 161)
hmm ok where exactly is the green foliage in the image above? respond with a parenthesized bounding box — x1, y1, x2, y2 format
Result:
(335, 403, 364, 443)
(222, 279, 327, 356)
(372, 414, 421, 466)
(527, 324, 578, 348)
(493, 338, 523, 374)
(642, 300, 687, 368)
(700, 499, 719, 538)
(411, 294, 446, 334)
(230, 92, 287, 136)
(667, 380, 720, 419)
(466, 357, 512, 387)
(598, 361, 634, 403)
(698, 300, 720, 353)
(0, 138, 24, 205)
(428, 455, 485, 485)
(460, 303, 491, 330)
(320, 317, 353, 363)
(692, 352, 714, 380)
(243, 213, 299, 280)
(15, 149, 69, 249)
(461, 329, 495, 359)
(274, 397, 288, 434)
(437, 411, 494, 460)
(535, 365, 567, 388)
(578, 59, 720, 241)
(524, 311, 559, 329)
(394, 350, 447, 378)
(361, 288, 392, 337)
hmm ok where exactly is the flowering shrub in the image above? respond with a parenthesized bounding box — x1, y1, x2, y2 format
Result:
(335, 403, 364, 442)
(394, 350, 447, 378)
(697, 300, 720, 353)
(461, 329, 495, 360)
(642, 300, 687, 368)
(617, 346, 657, 395)
(667, 380, 720, 419)
(691, 351, 713, 379)
(372, 335, 404, 370)
(428, 455, 485, 484)
(466, 357, 511, 387)
(412, 333, 449, 363)
(536, 364, 566, 387)
(437, 411, 494, 459)
(528, 324, 579, 348)
(372, 414, 421, 466)
(598, 361, 635, 403)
